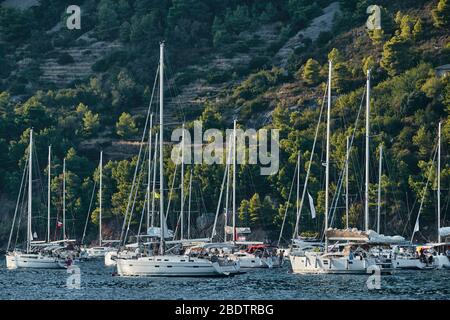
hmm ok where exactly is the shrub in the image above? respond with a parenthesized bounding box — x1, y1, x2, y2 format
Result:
(57, 53, 75, 65)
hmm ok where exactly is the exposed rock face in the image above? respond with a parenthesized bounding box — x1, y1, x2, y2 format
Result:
(274, 2, 341, 69)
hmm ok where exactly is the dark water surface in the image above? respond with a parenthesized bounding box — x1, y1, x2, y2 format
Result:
(0, 258, 449, 300)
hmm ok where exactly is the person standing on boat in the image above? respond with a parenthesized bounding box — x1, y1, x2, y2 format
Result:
(278, 250, 284, 266)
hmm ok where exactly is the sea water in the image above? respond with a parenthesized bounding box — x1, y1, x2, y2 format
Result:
(0, 258, 448, 300)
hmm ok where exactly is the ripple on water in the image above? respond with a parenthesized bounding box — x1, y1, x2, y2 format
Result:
(0, 258, 449, 300)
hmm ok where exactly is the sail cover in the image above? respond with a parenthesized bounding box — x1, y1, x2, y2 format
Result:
(147, 227, 174, 239)
(439, 227, 450, 237)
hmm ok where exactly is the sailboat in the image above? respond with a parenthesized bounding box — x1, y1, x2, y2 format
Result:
(82, 151, 118, 259)
(6, 130, 66, 269)
(396, 122, 450, 269)
(289, 62, 372, 274)
(222, 120, 280, 268)
(115, 42, 239, 276)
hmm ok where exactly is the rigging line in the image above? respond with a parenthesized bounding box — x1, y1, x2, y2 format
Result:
(137, 187, 149, 237)
(327, 86, 366, 231)
(402, 140, 440, 236)
(14, 169, 29, 249)
(404, 141, 439, 237)
(172, 180, 190, 240)
(7, 156, 28, 252)
(81, 180, 97, 245)
(164, 70, 185, 124)
(277, 156, 298, 246)
(164, 54, 186, 122)
(125, 144, 150, 241)
(410, 144, 439, 243)
(292, 82, 327, 240)
(164, 162, 179, 225)
(119, 66, 159, 245)
(211, 160, 230, 241)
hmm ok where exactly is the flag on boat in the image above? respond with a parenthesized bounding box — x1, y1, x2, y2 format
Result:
(413, 218, 419, 233)
(308, 192, 316, 219)
(56, 221, 63, 228)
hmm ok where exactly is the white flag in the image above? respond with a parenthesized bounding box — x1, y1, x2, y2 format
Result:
(308, 192, 316, 219)
(413, 218, 419, 233)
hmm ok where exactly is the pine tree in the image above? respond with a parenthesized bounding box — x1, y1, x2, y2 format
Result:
(82, 110, 100, 137)
(238, 199, 250, 225)
(432, 0, 450, 28)
(97, 0, 120, 40)
(301, 58, 320, 85)
(380, 35, 411, 76)
(248, 193, 261, 227)
(412, 19, 423, 41)
(116, 112, 138, 138)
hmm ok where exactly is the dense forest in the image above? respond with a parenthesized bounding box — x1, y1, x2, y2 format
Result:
(0, 0, 449, 248)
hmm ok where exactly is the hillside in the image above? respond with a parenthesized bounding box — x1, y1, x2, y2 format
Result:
(0, 0, 449, 247)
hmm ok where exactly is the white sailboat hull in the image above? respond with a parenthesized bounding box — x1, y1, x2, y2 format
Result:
(83, 246, 116, 259)
(393, 258, 428, 270)
(116, 255, 240, 277)
(231, 254, 280, 268)
(290, 253, 367, 274)
(104, 250, 118, 266)
(433, 254, 450, 269)
(392, 255, 450, 270)
(6, 252, 66, 269)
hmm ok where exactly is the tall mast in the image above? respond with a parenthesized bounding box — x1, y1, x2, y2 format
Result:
(180, 123, 185, 240)
(63, 158, 66, 240)
(437, 121, 441, 243)
(325, 60, 331, 251)
(159, 41, 165, 255)
(365, 69, 371, 232)
(224, 153, 230, 242)
(27, 129, 33, 254)
(47, 145, 51, 243)
(147, 114, 153, 230)
(151, 132, 158, 227)
(232, 120, 237, 243)
(99, 151, 103, 246)
(345, 136, 349, 229)
(187, 169, 193, 239)
(296, 152, 300, 237)
(377, 145, 382, 234)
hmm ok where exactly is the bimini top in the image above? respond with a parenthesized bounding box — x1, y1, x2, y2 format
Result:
(439, 227, 450, 237)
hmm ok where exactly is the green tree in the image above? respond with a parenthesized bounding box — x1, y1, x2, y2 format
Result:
(82, 110, 100, 137)
(412, 19, 423, 41)
(116, 112, 138, 138)
(432, 0, 450, 28)
(380, 35, 412, 76)
(248, 193, 261, 227)
(362, 56, 377, 75)
(238, 199, 250, 225)
(300, 58, 320, 85)
(97, 0, 120, 40)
